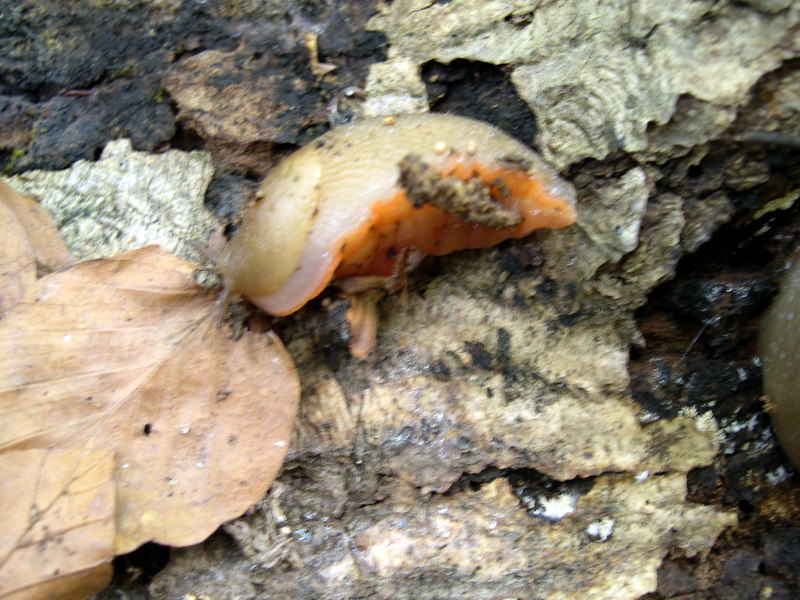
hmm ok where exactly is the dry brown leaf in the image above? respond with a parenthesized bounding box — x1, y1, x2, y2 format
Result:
(0, 245, 300, 554)
(0, 180, 71, 275)
(0, 448, 114, 600)
(0, 189, 35, 316)
(0, 180, 71, 316)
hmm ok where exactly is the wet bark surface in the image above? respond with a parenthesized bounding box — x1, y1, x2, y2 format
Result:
(2, 1, 799, 599)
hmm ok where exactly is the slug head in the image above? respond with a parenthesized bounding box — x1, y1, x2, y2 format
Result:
(218, 149, 323, 297)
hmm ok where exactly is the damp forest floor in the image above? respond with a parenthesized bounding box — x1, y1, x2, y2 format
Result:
(2, 1, 800, 599)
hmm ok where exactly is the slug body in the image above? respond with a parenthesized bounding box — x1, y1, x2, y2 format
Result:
(219, 113, 577, 316)
(761, 256, 800, 467)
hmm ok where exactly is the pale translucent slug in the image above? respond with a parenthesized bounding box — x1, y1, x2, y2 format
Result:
(218, 113, 577, 316)
(760, 255, 800, 467)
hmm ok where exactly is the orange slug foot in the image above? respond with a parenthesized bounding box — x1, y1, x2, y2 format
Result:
(333, 151, 576, 281)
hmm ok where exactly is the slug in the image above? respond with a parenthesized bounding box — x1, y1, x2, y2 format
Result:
(218, 113, 577, 317)
(761, 254, 800, 468)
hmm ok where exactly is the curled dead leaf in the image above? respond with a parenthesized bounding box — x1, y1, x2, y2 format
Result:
(0, 245, 300, 554)
(0, 180, 70, 315)
(0, 191, 34, 316)
(0, 448, 114, 600)
(0, 181, 71, 275)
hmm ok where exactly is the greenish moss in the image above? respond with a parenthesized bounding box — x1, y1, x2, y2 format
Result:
(149, 87, 167, 103)
(4, 148, 26, 174)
